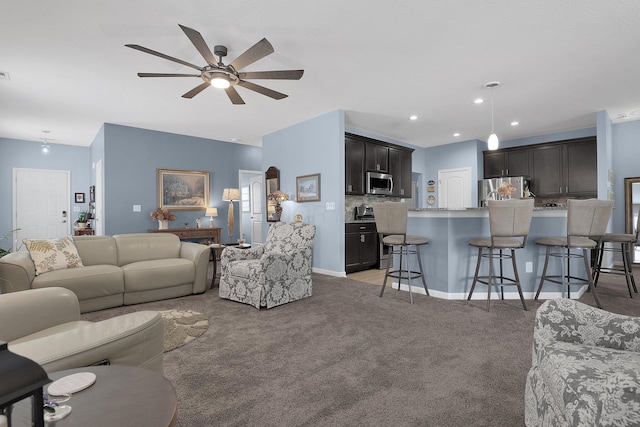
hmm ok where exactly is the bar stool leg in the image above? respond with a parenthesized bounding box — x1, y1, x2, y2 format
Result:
(627, 243, 638, 293)
(415, 245, 430, 296)
(582, 248, 602, 308)
(621, 242, 635, 297)
(380, 245, 393, 297)
(486, 248, 494, 312)
(535, 247, 552, 300)
(511, 249, 528, 310)
(405, 246, 414, 304)
(467, 248, 483, 301)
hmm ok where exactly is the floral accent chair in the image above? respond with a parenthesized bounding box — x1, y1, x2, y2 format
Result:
(219, 222, 316, 309)
(525, 299, 640, 426)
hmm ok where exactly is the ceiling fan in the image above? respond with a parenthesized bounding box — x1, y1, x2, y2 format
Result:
(125, 24, 304, 104)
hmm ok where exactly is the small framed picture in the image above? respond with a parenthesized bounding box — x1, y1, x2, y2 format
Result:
(89, 185, 95, 203)
(75, 192, 85, 203)
(296, 173, 321, 202)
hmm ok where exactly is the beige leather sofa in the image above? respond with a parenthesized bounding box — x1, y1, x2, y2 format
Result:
(0, 287, 164, 374)
(0, 233, 210, 313)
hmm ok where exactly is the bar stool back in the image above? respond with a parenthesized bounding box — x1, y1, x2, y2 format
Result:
(372, 202, 429, 304)
(467, 198, 534, 311)
(534, 199, 613, 308)
(593, 212, 640, 297)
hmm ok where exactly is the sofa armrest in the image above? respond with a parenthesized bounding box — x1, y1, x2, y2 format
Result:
(180, 242, 210, 294)
(533, 299, 640, 362)
(0, 287, 81, 342)
(0, 251, 36, 293)
(8, 311, 164, 374)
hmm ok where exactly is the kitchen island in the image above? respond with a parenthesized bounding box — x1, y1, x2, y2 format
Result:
(404, 207, 591, 301)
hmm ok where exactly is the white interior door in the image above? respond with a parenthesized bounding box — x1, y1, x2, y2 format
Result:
(14, 168, 70, 246)
(250, 175, 263, 244)
(438, 167, 472, 208)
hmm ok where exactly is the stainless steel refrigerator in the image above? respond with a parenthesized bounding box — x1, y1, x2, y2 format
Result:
(478, 177, 530, 207)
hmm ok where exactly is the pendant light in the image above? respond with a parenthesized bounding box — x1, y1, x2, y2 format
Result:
(485, 81, 500, 150)
(40, 130, 53, 156)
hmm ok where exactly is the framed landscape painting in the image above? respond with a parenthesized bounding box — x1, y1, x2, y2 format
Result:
(296, 173, 321, 202)
(158, 169, 209, 210)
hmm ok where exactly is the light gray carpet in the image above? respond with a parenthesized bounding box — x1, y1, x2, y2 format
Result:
(82, 269, 639, 426)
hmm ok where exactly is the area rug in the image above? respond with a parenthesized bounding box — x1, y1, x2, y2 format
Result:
(158, 309, 209, 352)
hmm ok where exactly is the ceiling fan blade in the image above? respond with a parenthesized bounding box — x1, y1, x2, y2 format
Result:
(237, 80, 287, 100)
(182, 82, 211, 99)
(125, 44, 202, 71)
(224, 87, 245, 105)
(239, 70, 304, 80)
(138, 73, 200, 78)
(229, 38, 274, 71)
(178, 24, 219, 67)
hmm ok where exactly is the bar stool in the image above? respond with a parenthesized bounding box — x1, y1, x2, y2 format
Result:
(534, 199, 613, 309)
(372, 202, 429, 304)
(467, 198, 534, 311)
(592, 212, 639, 297)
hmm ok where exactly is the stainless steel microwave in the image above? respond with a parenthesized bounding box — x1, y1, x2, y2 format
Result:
(366, 171, 393, 195)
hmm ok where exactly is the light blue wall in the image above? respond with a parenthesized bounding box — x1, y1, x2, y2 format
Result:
(0, 137, 91, 247)
(263, 110, 345, 273)
(611, 119, 640, 233)
(99, 124, 261, 238)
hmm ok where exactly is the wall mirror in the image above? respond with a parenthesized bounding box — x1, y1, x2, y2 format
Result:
(265, 166, 280, 222)
(624, 176, 640, 263)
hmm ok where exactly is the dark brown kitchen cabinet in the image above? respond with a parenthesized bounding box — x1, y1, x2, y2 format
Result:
(389, 147, 413, 197)
(483, 149, 530, 178)
(365, 143, 389, 172)
(345, 136, 365, 195)
(530, 137, 597, 197)
(345, 223, 377, 273)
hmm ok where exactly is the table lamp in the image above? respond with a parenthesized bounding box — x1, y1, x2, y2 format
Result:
(205, 207, 218, 227)
(268, 190, 290, 221)
(222, 188, 240, 241)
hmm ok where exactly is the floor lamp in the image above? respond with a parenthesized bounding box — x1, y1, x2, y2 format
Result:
(222, 188, 240, 242)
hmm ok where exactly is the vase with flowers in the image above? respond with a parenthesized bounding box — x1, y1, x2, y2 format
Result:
(150, 208, 176, 229)
(497, 183, 516, 200)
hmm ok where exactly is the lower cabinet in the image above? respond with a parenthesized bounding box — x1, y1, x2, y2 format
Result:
(345, 223, 377, 273)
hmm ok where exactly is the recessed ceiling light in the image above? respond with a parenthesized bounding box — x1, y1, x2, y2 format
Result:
(511, 121, 519, 126)
(474, 98, 484, 104)
(409, 115, 418, 121)
(453, 132, 460, 137)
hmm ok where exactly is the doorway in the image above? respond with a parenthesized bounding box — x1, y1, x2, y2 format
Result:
(437, 167, 472, 208)
(238, 170, 263, 244)
(13, 168, 70, 246)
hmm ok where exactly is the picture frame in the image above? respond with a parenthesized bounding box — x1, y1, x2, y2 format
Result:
(74, 192, 85, 203)
(157, 169, 210, 210)
(296, 173, 321, 202)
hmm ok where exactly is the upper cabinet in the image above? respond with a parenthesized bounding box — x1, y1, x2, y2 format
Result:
(484, 136, 597, 198)
(483, 148, 530, 178)
(365, 144, 389, 172)
(345, 133, 413, 197)
(345, 136, 365, 195)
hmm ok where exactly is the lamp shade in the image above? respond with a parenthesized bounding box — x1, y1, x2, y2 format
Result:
(205, 207, 218, 217)
(487, 133, 499, 150)
(222, 188, 240, 202)
(268, 190, 290, 202)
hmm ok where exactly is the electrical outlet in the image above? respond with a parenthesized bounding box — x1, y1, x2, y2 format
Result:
(525, 262, 533, 273)
(133, 205, 141, 212)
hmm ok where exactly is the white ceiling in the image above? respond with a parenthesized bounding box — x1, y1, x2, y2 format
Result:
(2, 1, 640, 149)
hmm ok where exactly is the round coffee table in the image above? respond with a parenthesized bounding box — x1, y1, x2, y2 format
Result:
(12, 365, 177, 426)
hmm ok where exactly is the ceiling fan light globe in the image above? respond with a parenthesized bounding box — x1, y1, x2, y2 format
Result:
(211, 77, 230, 89)
(487, 133, 499, 150)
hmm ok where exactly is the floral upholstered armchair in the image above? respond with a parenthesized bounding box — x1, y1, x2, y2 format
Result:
(525, 299, 640, 426)
(219, 222, 316, 309)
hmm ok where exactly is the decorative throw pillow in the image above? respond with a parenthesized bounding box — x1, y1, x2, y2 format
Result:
(24, 236, 84, 275)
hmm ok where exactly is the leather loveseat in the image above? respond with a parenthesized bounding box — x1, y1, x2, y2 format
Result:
(0, 287, 164, 374)
(0, 233, 210, 313)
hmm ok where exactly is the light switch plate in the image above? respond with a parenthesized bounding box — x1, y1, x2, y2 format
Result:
(326, 202, 335, 211)
(133, 205, 141, 212)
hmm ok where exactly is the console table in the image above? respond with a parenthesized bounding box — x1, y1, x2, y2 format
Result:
(148, 227, 221, 244)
